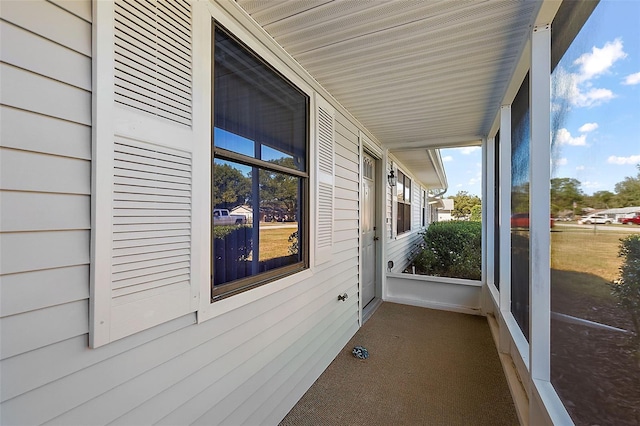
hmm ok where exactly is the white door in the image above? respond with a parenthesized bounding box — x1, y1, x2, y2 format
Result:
(361, 153, 377, 307)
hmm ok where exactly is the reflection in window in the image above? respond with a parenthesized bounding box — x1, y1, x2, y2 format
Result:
(550, 2, 640, 424)
(511, 73, 530, 341)
(397, 170, 411, 234)
(212, 25, 308, 300)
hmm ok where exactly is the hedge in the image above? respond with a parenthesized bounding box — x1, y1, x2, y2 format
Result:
(411, 220, 482, 280)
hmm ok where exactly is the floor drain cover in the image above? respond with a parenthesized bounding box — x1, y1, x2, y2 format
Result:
(352, 346, 369, 359)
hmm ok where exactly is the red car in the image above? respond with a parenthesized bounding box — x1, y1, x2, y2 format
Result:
(511, 213, 555, 229)
(619, 213, 640, 225)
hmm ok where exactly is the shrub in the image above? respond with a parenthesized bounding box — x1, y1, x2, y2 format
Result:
(213, 225, 253, 285)
(611, 234, 640, 353)
(288, 230, 299, 255)
(412, 221, 482, 280)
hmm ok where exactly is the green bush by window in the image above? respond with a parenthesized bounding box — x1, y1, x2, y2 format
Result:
(611, 234, 640, 356)
(411, 221, 482, 280)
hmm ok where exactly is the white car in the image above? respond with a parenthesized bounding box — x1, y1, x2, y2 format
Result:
(578, 214, 613, 225)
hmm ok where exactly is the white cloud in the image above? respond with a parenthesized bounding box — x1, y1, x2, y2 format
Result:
(576, 165, 585, 171)
(573, 86, 615, 108)
(459, 146, 481, 155)
(467, 170, 482, 186)
(556, 128, 586, 146)
(623, 72, 640, 85)
(468, 177, 481, 186)
(553, 39, 627, 108)
(442, 155, 453, 162)
(607, 155, 640, 165)
(578, 122, 598, 133)
(554, 158, 568, 166)
(582, 181, 602, 190)
(574, 38, 627, 83)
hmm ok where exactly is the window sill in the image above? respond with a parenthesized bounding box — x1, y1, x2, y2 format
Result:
(198, 268, 313, 323)
(393, 230, 413, 241)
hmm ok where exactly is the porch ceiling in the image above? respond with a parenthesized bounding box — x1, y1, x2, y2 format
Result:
(236, 0, 540, 188)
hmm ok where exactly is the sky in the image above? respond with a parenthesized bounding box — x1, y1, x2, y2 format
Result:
(440, 146, 483, 197)
(441, 0, 640, 198)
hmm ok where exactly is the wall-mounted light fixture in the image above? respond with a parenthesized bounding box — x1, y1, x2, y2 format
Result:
(387, 169, 397, 187)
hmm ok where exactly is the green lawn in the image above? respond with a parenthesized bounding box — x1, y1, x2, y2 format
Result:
(551, 226, 628, 282)
(551, 226, 635, 329)
(258, 224, 298, 261)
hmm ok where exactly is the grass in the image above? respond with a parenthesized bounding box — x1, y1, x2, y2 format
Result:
(551, 226, 628, 282)
(550, 225, 637, 329)
(258, 224, 298, 261)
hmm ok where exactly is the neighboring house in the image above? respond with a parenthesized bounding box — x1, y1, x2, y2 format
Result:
(437, 198, 455, 222)
(0, 1, 603, 425)
(599, 206, 640, 222)
(230, 205, 253, 223)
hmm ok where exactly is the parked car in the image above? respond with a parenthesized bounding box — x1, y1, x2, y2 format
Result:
(578, 214, 612, 225)
(213, 208, 246, 225)
(618, 212, 640, 225)
(510, 213, 554, 229)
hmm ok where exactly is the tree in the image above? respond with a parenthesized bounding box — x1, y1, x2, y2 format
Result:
(613, 164, 640, 207)
(449, 191, 481, 220)
(550, 177, 584, 215)
(213, 162, 251, 209)
(585, 190, 617, 209)
(511, 183, 530, 214)
(470, 204, 482, 222)
(258, 158, 299, 220)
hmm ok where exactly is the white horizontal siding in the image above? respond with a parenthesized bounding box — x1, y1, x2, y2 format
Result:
(0, 20, 91, 90)
(0, 0, 91, 56)
(0, 315, 195, 403)
(0, 63, 91, 125)
(0, 300, 88, 360)
(2, 256, 359, 425)
(0, 192, 90, 232)
(0, 106, 91, 159)
(0, 265, 88, 319)
(385, 159, 425, 273)
(0, 3, 96, 423)
(48, 0, 92, 22)
(222, 307, 358, 425)
(260, 312, 358, 424)
(0, 230, 90, 276)
(0, 3, 363, 426)
(0, 149, 90, 194)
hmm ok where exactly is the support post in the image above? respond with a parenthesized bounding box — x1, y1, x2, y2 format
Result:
(529, 23, 552, 383)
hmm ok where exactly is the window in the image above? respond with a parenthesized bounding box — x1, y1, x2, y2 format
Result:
(549, 2, 639, 424)
(511, 73, 531, 341)
(422, 189, 427, 227)
(396, 170, 411, 234)
(212, 26, 309, 301)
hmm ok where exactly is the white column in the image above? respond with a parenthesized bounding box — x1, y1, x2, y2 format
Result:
(482, 138, 490, 287)
(498, 105, 512, 355)
(529, 23, 551, 382)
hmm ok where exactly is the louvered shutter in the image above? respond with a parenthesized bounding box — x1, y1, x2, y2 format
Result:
(91, 0, 199, 347)
(315, 94, 335, 265)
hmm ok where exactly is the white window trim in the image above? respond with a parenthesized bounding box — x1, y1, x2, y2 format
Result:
(197, 0, 322, 323)
(395, 167, 412, 236)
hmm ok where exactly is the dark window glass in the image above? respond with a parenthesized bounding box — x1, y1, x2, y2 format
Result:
(422, 190, 427, 227)
(494, 130, 500, 290)
(511, 73, 530, 341)
(212, 26, 308, 300)
(396, 170, 411, 234)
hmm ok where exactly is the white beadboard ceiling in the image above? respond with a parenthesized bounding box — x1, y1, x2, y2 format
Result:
(235, 0, 541, 189)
